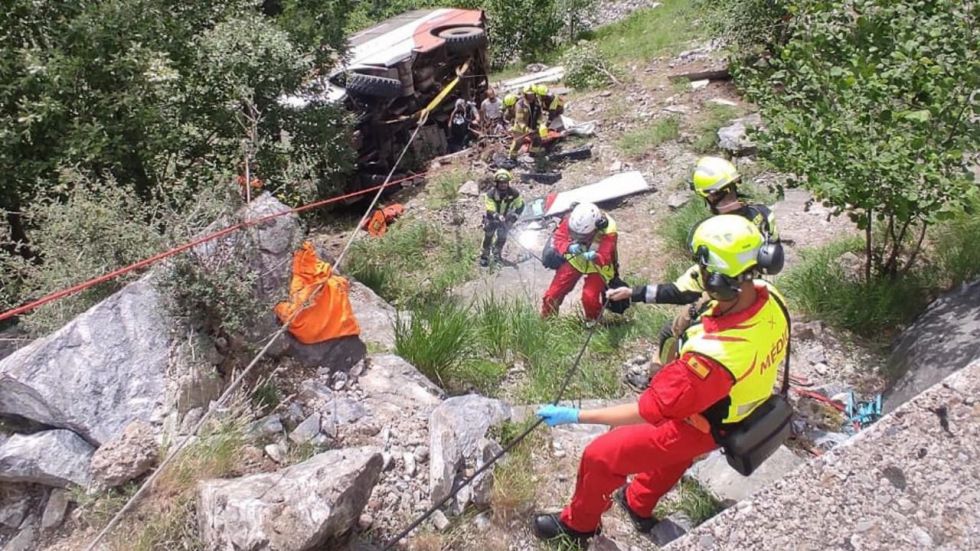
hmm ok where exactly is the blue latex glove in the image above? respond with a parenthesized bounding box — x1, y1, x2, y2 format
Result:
(537, 405, 580, 427)
(567, 243, 585, 255)
(582, 251, 598, 262)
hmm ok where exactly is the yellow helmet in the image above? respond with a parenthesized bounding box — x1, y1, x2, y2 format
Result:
(690, 214, 763, 278)
(691, 156, 740, 198)
(494, 169, 512, 182)
(533, 84, 549, 95)
(502, 93, 518, 107)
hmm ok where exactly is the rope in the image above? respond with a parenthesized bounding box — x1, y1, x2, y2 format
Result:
(83, 83, 443, 551)
(383, 299, 605, 549)
(0, 173, 425, 324)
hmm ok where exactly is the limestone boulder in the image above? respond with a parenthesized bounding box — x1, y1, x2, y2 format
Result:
(428, 395, 511, 508)
(89, 420, 159, 489)
(0, 276, 170, 446)
(687, 446, 805, 506)
(884, 279, 980, 412)
(198, 447, 383, 550)
(0, 430, 94, 488)
(348, 281, 398, 351)
(717, 113, 762, 156)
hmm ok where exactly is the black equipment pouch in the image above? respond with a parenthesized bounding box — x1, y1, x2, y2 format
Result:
(541, 235, 565, 270)
(716, 394, 794, 476)
(715, 290, 794, 476)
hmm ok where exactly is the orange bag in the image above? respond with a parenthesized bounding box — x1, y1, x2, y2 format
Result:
(274, 242, 360, 344)
(362, 204, 406, 237)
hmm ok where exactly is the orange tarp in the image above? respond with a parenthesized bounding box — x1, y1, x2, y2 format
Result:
(361, 204, 405, 237)
(274, 242, 360, 344)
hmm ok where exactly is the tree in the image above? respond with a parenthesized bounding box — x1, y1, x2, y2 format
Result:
(0, 0, 355, 254)
(0, 0, 356, 316)
(740, 0, 979, 281)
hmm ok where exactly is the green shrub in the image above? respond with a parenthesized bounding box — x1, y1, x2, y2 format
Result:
(693, 0, 790, 60)
(561, 41, 620, 90)
(617, 117, 680, 159)
(0, 173, 166, 335)
(740, 0, 977, 280)
(779, 239, 929, 336)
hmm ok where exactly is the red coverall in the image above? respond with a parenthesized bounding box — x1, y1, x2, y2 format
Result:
(558, 290, 773, 532)
(541, 217, 617, 320)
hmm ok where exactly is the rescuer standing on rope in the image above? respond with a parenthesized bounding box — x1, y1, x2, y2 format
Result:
(531, 215, 790, 544)
(607, 156, 785, 385)
(480, 169, 525, 267)
(541, 202, 618, 320)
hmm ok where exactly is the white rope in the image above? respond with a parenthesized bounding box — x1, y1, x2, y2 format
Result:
(84, 108, 434, 551)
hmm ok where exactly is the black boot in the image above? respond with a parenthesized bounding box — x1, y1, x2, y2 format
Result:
(479, 254, 489, 267)
(613, 487, 659, 533)
(531, 513, 598, 544)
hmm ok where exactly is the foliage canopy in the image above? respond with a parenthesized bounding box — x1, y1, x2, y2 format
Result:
(740, 0, 979, 280)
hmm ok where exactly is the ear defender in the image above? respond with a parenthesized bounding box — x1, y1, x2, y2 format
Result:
(695, 244, 744, 301)
(756, 241, 785, 275)
(595, 214, 608, 231)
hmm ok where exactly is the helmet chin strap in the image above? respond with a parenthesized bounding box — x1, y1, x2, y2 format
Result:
(711, 196, 744, 215)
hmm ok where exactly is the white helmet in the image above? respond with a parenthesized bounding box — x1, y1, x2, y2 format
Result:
(569, 203, 601, 239)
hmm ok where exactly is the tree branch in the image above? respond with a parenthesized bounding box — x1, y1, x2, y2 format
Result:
(901, 220, 928, 277)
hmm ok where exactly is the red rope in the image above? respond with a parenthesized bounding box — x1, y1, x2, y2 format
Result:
(0, 173, 425, 323)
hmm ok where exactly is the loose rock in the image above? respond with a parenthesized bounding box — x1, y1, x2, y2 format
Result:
(717, 113, 762, 156)
(431, 509, 451, 531)
(5, 514, 38, 551)
(41, 489, 70, 530)
(0, 430, 94, 488)
(199, 447, 383, 550)
(89, 420, 159, 489)
(429, 395, 511, 507)
(459, 180, 480, 197)
(289, 413, 321, 445)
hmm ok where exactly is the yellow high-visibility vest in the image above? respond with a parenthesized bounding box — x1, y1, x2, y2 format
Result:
(679, 283, 789, 424)
(565, 215, 618, 282)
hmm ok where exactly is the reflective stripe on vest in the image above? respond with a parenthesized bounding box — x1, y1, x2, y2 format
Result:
(565, 215, 617, 282)
(679, 282, 790, 424)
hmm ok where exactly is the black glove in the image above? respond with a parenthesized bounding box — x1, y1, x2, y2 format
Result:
(505, 213, 518, 225)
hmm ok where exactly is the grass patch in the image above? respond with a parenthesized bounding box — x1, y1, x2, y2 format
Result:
(658, 199, 711, 255)
(489, 419, 544, 523)
(691, 103, 741, 154)
(931, 198, 980, 286)
(395, 299, 476, 389)
(778, 238, 929, 337)
(85, 410, 251, 550)
(251, 380, 280, 413)
(346, 218, 477, 306)
(123, 497, 201, 551)
(659, 478, 723, 525)
(616, 117, 680, 159)
(425, 167, 475, 210)
(70, 482, 141, 530)
(593, 1, 705, 62)
(490, 61, 530, 83)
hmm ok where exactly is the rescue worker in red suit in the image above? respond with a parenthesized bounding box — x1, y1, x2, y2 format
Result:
(530, 215, 790, 544)
(541, 202, 618, 320)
